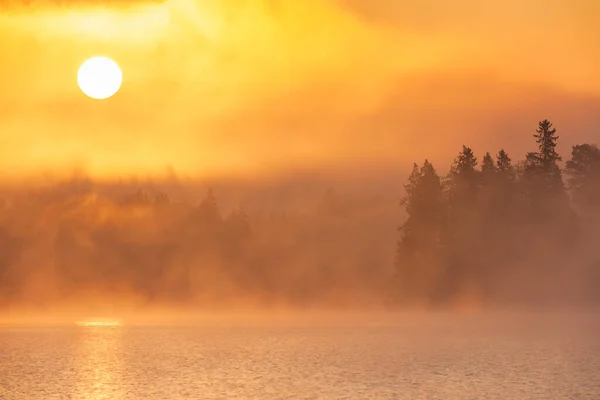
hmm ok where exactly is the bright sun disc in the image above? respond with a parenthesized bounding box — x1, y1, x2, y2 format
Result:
(77, 56, 122, 100)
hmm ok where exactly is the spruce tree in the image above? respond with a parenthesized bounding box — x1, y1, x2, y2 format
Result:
(394, 160, 445, 303)
(520, 120, 577, 281)
(532, 120, 561, 165)
(496, 149, 515, 179)
(481, 152, 497, 186)
(565, 143, 600, 207)
(451, 146, 478, 177)
(481, 152, 497, 174)
(446, 145, 479, 211)
(444, 146, 482, 302)
(492, 149, 517, 208)
(524, 120, 564, 195)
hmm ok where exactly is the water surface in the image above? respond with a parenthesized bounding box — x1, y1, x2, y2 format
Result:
(1, 312, 598, 399)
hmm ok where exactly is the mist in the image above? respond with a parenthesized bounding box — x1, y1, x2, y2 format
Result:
(0, 1, 599, 323)
(1, 124, 599, 323)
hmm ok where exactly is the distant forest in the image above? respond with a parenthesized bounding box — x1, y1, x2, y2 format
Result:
(0, 119, 599, 310)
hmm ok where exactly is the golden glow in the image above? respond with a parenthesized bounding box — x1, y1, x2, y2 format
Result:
(0, 0, 598, 179)
(77, 57, 123, 100)
(76, 319, 121, 327)
(74, 320, 125, 399)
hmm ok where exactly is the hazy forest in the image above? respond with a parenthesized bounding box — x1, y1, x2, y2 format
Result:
(393, 120, 600, 308)
(0, 120, 598, 311)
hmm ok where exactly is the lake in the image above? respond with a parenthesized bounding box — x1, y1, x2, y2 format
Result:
(1, 311, 598, 399)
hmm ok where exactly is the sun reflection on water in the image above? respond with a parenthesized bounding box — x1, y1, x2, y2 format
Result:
(73, 318, 125, 399)
(75, 319, 121, 327)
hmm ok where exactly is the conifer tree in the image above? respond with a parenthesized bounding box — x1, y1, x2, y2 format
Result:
(394, 160, 446, 302)
(524, 120, 564, 195)
(565, 143, 600, 207)
(495, 149, 516, 182)
(520, 120, 577, 277)
(481, 152, 496, 174)
(446, 145, 480, 216)
(443, 146, 482, 301)
(481, 152, 497, 187)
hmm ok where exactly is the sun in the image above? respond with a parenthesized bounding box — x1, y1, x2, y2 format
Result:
(77, 56, 123, 100)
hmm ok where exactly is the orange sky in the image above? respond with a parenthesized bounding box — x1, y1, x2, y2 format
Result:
(1, 0, 599, 180)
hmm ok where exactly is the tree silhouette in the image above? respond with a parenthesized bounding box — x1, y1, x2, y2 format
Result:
(532, 120, 561, 165)
(496, 149, 515, 179)
(401, 162, 445, 225)
(394, 160, 446, 303)
(481, 152, 496, 174)
(451, 146, 478, 176)
(481, 152, 497, 189)
(565, 144, 600, 207)
(443, 146, 482, 302)
(524, 120, 564, 195)
(446, 145, 479, 202)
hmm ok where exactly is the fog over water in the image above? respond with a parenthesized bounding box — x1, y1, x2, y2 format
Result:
(1, 0, 600, 398)
(0, 1, 599, 317)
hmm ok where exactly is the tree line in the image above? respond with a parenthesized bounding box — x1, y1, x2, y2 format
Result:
(392, 120, 600, 308)
(0, 119, 598, 310)
(0, 183, 392, 309)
